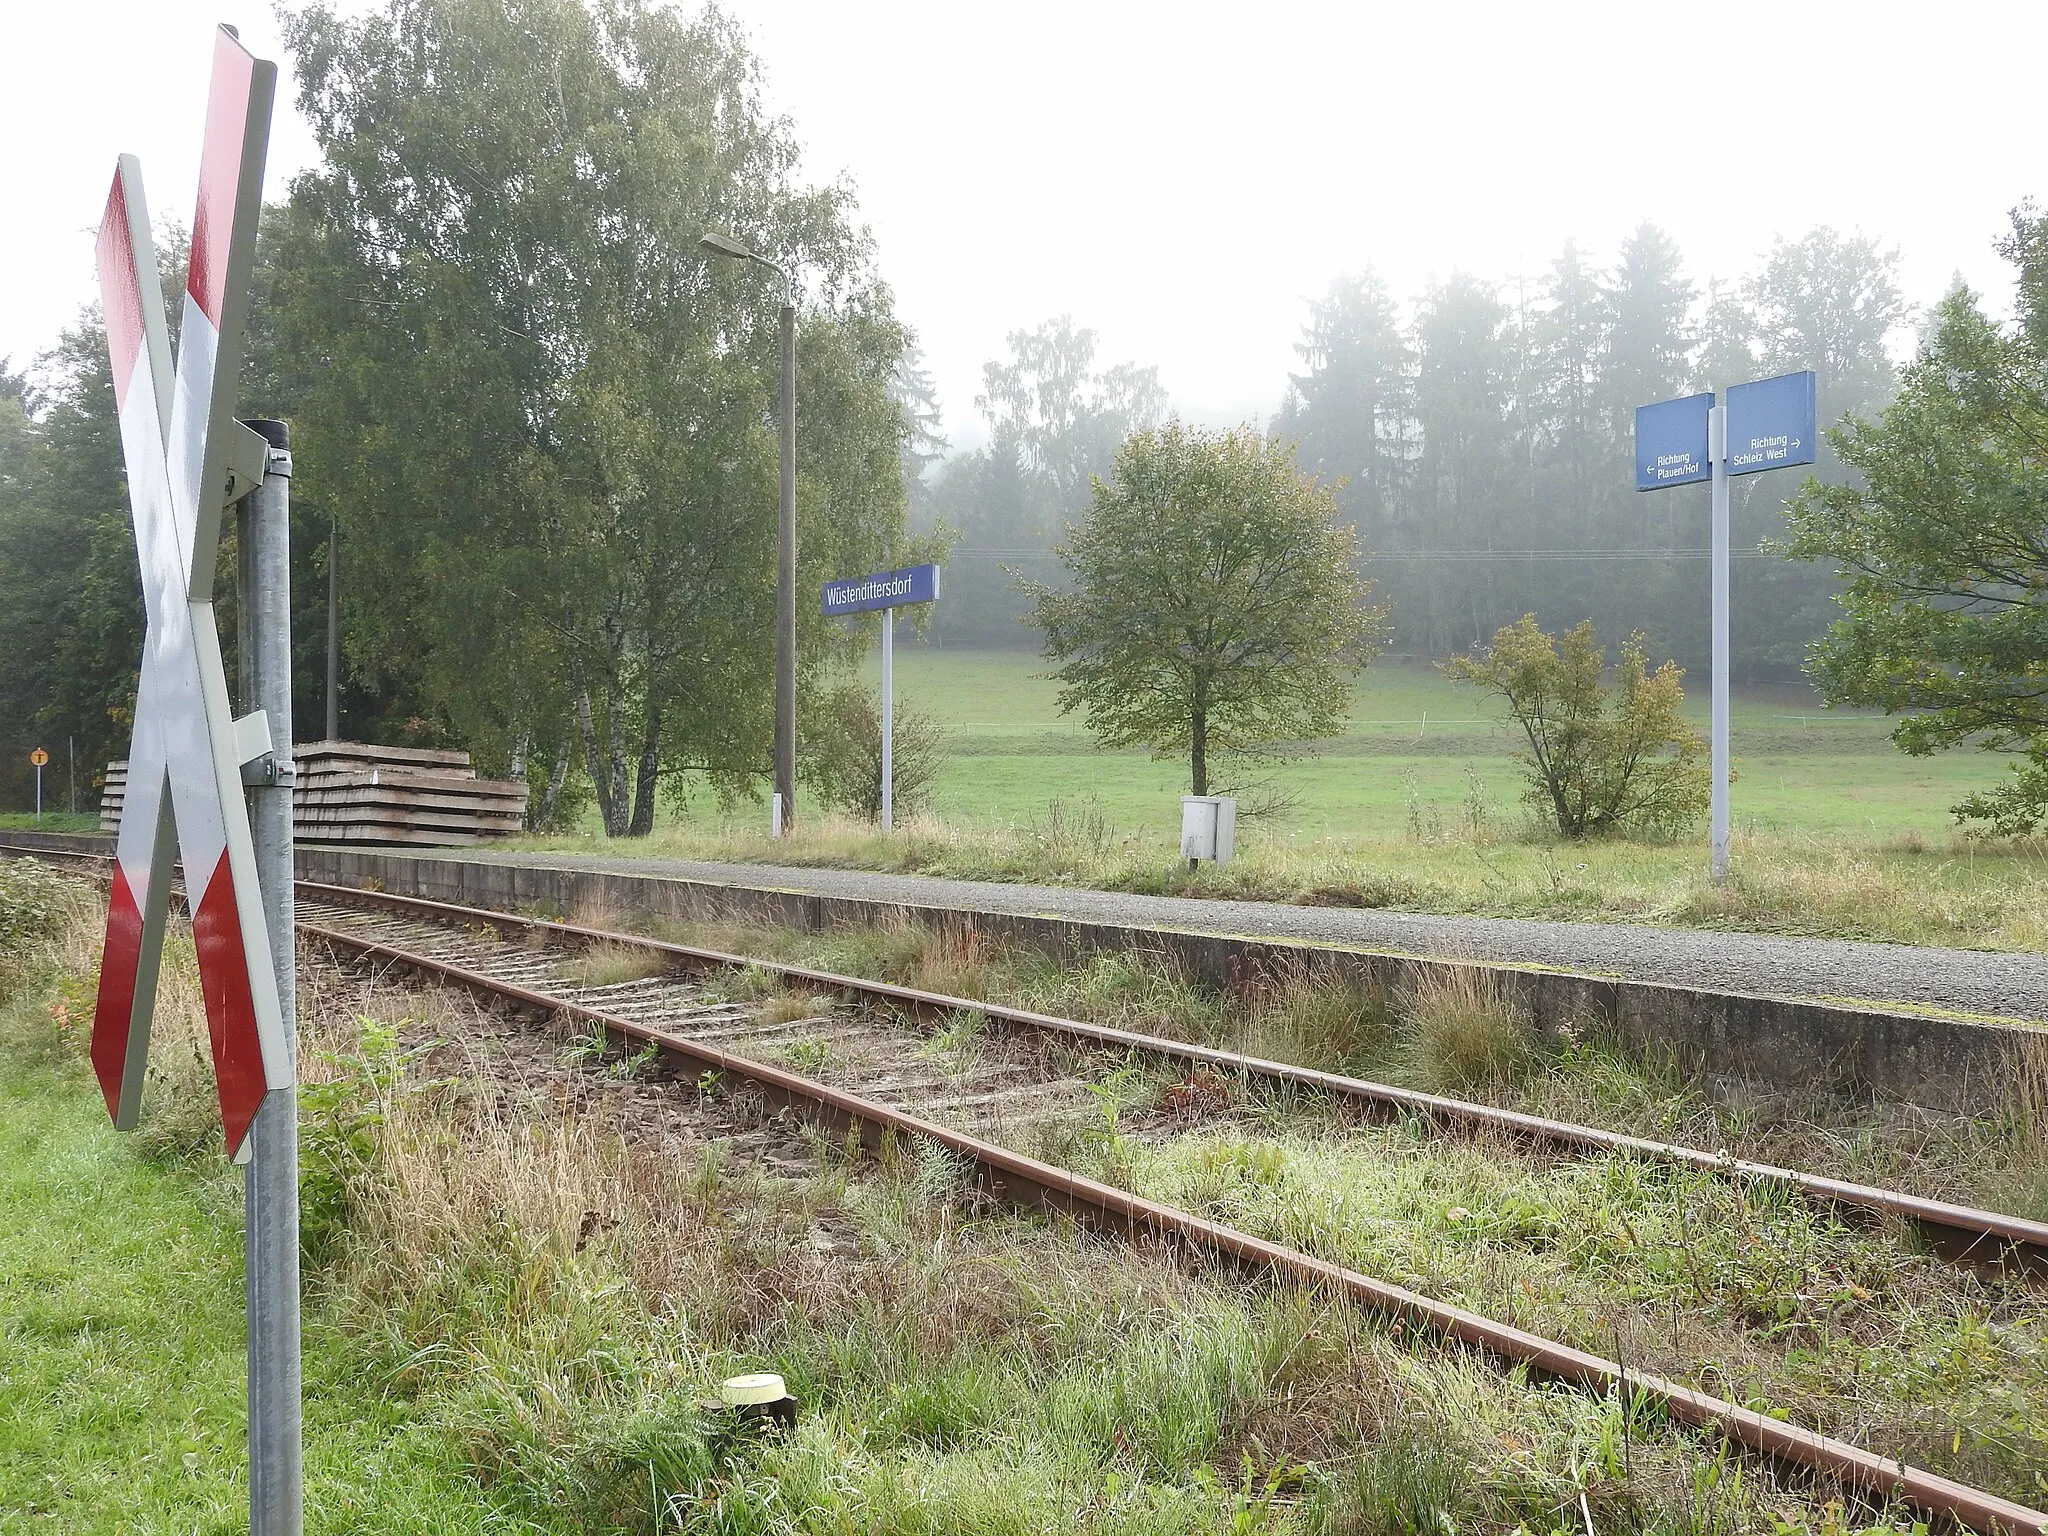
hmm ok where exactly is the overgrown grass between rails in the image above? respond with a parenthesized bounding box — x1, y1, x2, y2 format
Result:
(1110, 1117, 2048, 1506)
(293, 959, 1948, 1534)
(641, 907, 2048, 1220)
(565, 941, 669, 989)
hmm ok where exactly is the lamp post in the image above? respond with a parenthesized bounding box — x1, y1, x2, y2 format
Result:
(700, 231, 796, 836)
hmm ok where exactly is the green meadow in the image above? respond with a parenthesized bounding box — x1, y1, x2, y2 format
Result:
(846, 647, 2005, 843)
(520, 646, 2048, 955)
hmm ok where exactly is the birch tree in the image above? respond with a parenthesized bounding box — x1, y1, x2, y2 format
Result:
(277, 0, 914, 834)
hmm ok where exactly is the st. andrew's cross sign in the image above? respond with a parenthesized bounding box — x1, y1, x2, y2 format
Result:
(91, 27, 289, 1160)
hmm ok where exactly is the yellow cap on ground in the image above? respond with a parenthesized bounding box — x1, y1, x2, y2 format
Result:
(720, 1373, 788, 1406)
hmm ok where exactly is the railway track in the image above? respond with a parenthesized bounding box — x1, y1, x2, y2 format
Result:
(10, 841, 2047, 1532)
(18, 841, 2038, 1275)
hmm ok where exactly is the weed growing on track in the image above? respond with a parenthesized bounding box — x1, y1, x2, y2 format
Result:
(567, 942, 669, 988)
(1396, 964, 1533, 1092)
(782, 1035, 834, 1075)
(759, 991, 835, 1027)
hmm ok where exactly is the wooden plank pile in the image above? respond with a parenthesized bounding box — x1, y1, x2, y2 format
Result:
(99, 741, 527, 846)
(97, 761, 129, 834)
(294, 741, 526, 845)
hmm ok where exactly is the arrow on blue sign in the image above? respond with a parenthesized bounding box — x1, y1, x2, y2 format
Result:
(1724, 370, 1817, 477)
(1634, 391, 1713, 491)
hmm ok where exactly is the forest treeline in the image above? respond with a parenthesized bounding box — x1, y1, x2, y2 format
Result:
(916, 224, 1912, 672)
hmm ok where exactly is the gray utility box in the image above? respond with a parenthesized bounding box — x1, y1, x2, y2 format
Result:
(1180, 795, 1237, 864)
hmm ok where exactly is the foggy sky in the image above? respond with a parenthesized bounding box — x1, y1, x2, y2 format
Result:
(5, 1, 2041, 449)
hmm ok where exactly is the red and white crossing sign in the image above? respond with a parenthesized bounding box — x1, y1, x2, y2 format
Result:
(90, 28, 287, 1159)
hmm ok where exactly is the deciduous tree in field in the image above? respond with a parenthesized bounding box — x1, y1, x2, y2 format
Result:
(1445, 616, 1708, 838)
(1784, 209, 2048, 836)
(1023, 423, 1384, 797)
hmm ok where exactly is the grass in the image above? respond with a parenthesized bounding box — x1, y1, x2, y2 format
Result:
(614, 909, 2048, 1502)
(0, 870, 510, 1533)
(501, 652, 2048, 954)
(1, 862, 1975, 1533)
(1122, 1123, 2048, 1503)
(0, 811, 99, 832)
(293, 958, 1978, 1533)
(565, 942, 670, 989)
(1396, 964, 1534, 1093)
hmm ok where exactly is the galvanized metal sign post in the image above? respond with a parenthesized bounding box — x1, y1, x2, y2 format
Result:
(822, 563, 942, 833)
(1635, 370, 1816, 878)
(88, 27, 300, 1534)
(29, 747, 48, 817)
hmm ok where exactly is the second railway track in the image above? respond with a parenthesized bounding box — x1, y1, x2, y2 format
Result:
(294, 879, 2048, 1279)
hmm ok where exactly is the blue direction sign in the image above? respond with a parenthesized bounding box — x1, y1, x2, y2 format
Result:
(1724, 370, 1817, 476)
(822, 561, 941, 616)
(1634, 391, 1713, 491)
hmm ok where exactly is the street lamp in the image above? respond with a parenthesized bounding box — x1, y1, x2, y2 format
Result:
(700, 230, 797, 837)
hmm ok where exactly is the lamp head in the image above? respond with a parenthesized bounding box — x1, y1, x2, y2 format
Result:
(699, 231, 758, 261)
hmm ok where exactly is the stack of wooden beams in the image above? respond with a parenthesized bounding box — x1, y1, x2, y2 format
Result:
(293, 741, 525, 845)
(97, 761, 128, 833)
(99, 742, 527, 846)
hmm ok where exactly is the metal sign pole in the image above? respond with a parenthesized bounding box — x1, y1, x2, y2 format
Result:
(775, 296, 797, 836)
(820, 563, 941, 836)
(239, 419, 301, 1535)
(1636, 373, 1812, 884)
(881, 608, 894, 834)
(1708, 397, 1732, 880)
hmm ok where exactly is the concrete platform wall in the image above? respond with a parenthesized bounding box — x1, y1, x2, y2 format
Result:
(290, 845, 2036, 1115)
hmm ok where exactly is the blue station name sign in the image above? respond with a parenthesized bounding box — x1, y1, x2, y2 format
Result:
(1633, 391, 1712, 491)
(1725, 370, 1816, 477)
(822, 561, 942, 616)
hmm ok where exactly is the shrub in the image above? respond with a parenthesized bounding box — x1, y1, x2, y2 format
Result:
(0, 859, 76, 967)
(1444, 615, 1709, 839)
(800, 680, 946, 823)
